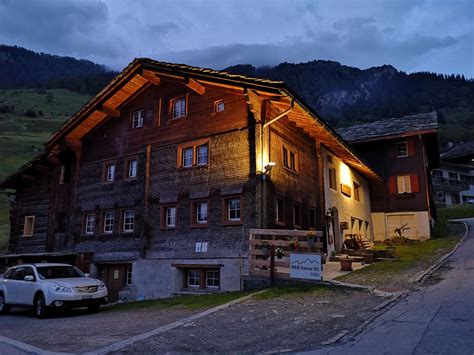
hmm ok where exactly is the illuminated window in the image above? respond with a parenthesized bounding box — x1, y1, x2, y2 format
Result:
(132, 109, 144, 128)
(172, 96, 186, 119)
(397, 175, 412, 194)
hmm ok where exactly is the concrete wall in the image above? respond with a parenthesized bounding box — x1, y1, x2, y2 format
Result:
(371, 211, 431, 241)
(322, 148, 373, 254)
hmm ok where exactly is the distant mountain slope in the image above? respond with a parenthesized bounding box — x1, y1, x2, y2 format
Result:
(225, 61, 474, 145)
(0, 45, 117, 94)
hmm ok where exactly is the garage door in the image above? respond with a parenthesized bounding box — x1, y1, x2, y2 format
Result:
(387, 214, 417, 239)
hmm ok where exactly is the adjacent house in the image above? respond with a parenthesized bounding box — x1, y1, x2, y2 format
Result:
(0, 59, 380, 300)
(432, 140, 474, 205)
(337, 112, 439, 241)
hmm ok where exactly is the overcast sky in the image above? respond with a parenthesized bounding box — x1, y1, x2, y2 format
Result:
(0, 0, 473, 77)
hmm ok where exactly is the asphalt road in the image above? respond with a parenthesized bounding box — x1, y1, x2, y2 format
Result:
(312, 218, 474, 355)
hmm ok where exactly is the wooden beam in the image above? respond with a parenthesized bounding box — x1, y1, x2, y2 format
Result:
(100, 104, 120, 118)
(142, 70, 161, 85)
(186, 78, 205, 95)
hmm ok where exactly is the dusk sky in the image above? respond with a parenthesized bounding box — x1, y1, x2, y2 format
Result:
(0, 0, 473, 77)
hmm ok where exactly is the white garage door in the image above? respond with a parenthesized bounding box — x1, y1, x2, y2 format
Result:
(387, 214, 417, 239)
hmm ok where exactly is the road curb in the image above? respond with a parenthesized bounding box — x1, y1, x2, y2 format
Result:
(83, 289, 268, 355)
(0, 335, 68, 355)
(326, 279, 374, 291)
(411, 221, 469, 284)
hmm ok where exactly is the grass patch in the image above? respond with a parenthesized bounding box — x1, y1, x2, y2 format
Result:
(432, 204, 474, 238)
(336, 236, 460, 281)
(103, 291, 252, 312)
(254, 284, 329, 300)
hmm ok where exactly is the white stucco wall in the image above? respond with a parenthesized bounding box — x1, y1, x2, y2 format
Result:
(322, 148, 374, 254)
(371, 211, 431, 241)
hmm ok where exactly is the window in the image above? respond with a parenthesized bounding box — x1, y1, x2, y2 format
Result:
(165, 207, 176, 228)
(206, 270, 220, 288)
(329, 167, 337, 190)
(23, 216, 35, 237)
(224, 198, 241, 223)
(432, 170, 443, 178)
(182, 147, 193, 168)
(188, 270, 200, 287)
(396, 142, 408, 157)
(309, 208, 316, 229)
(132, 109, 144, 128)
(282, 145, 298, 172)
(215, 100, 225, 112)
(354, 182, 361, 202)
(106, 164, 115, 182)
(123, 210, 134, 232)
(126, 265, 133, 286)
(293, 204, 301, 227)
(196, 144, 208, 165)
(449, 172, 459, 180)
(127, 159, 137, 178)
(196, 202, 208, 224)
(103, 211, 115, 233)
(84, 214, 95, 235)
(276, 198, 285, 224)
(172, 96, 186, 119)
(397, 175, 412, 194)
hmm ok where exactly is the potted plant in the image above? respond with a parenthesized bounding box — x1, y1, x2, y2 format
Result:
(276, 247, 284, 259)
(260, 241, 270, 255)
(340, 256, 353, 271)
(305, 230, 317, 250)
(287, 238, 298, 251)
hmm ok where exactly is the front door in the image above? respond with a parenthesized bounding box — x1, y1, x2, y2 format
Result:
(104, 264, 128, 302)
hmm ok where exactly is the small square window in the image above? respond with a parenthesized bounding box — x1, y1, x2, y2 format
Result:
(123, 210, 134, 232)
(23, 216, 35, 237)
(103, 212, 115, 234)
(172, 97, 186, 119)
(188, 270, 200, 287)
(197, 144, 208, 165)
(106, 164, 115, 182)
(396, 142, 408, 157)
(84, 214, 95, 235)
(166, 207, 176, 227)
(227, 198, 241, 221)
(206, 270, 220, 288)
(196, 202, 208, 224)
(132, 109, 144, 128)
(215, 101, 225, 112)
(182, 147, 193, 168)
(128, 160, 137, 178)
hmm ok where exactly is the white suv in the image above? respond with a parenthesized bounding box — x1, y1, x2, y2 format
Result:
(0, 263, 107, 318)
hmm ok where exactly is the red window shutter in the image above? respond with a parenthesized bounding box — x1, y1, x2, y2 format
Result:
(407, 139, 416, 156)
(410, 174, 420, 193)
(389, 176, 397, 194)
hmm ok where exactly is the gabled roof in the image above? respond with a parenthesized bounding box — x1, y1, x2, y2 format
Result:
(337, 112, 438, 143)
(1, 58, 382, 189)
(441, 140, 474, 160)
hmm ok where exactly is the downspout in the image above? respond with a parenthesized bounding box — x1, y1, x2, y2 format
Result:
(420, 135, 432, 221)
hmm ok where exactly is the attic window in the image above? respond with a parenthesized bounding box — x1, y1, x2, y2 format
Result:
(132, 109, 144, 128)
(215, 100, 225, 112)
(172, 96, 187, 119)
(396, 142, 408, 158)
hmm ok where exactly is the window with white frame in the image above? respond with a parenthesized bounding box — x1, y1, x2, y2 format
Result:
(182, 147, 193, 168)
(396, 142, 408, 157)
(106, 164, 115, 182)
(188, 270, 200, 287)
(215, 100, 224, 112)
(206, 270, 220, 288)
(128, 159, 137, 178)
(132, 109, 144, 128)
(196, 202, 208, 224)
(23, 216, 35, 237)
(123, 210, 134, 232)
(126, 265, 133, 286)
(103, 211, 115, 233)
(227, 198, 241, 221)
(166, 207, 176, 227)
(196, 144, 208, 165)
(397, 175, 412, 194)
(84, 214, 95, 235)
(172, 96, 186, 118)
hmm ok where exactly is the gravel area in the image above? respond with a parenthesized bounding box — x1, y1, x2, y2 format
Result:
(117, 287, 385, 354)
(0, 305, 201, 353)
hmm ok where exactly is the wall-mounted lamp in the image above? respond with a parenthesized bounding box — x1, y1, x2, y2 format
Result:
(326, 208, 333, 216)
(261, 162, 276, 180)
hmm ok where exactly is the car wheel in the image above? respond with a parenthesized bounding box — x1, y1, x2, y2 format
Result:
(0, 293, 10, 315)
(87, 303, 101, 313)
(35, 294, 47, 319)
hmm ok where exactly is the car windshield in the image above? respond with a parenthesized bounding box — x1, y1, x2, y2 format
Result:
(36, 266, 85, 279)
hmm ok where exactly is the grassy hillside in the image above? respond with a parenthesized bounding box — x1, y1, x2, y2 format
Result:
(0, 88, 90, 253)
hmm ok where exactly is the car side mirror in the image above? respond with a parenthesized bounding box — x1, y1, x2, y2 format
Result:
(24, 275, 35, 282)
(84, 273, 90, 277)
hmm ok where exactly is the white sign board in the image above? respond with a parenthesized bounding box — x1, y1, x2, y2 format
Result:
(290, 253, 322, 281)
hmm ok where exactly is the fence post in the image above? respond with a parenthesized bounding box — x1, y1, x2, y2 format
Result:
(270, 245, 275, 288)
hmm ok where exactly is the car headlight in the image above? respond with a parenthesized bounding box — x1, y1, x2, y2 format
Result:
(51, 283, 72, 293)
(99, 282, 107, 290)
